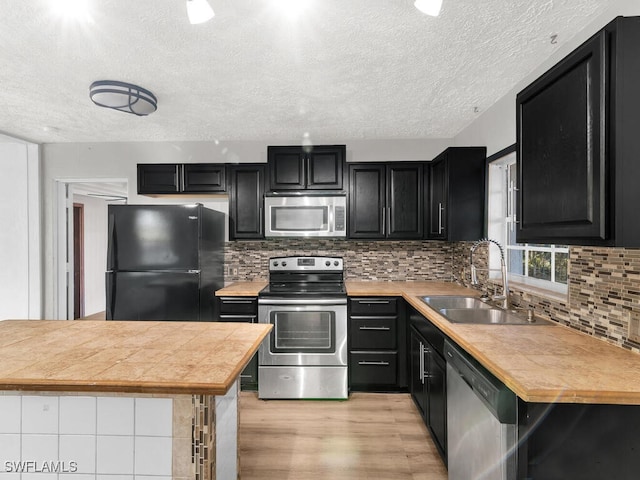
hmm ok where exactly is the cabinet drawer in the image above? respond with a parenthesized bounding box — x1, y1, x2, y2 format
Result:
(350, 317, 397, 349)
(350, 352, 397, 386)
(219, 315, 256, 323)
(349, 297, 397, 316)
(219, 297, 258, 315)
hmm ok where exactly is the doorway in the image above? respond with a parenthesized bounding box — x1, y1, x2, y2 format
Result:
(73, 203, 84, 319)
(55, 179, 128, 320)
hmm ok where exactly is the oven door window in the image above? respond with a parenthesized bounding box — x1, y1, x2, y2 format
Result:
(271, 206, 328, 232)
(270, 311, 335, 353)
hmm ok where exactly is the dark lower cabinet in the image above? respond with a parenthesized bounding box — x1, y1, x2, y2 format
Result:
(228, 164, 265, 240)
(409, 307, 447, 464)
(218, 296, 258, 390)
(348, 297, 407, 392)
(518, 401, 640, 479)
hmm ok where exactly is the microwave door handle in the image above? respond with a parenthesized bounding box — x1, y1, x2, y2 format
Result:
(329, 204, 334, 233)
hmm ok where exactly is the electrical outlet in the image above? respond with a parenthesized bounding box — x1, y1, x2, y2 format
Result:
(227, 266, 238, 276)
(628, 312, 640, 343)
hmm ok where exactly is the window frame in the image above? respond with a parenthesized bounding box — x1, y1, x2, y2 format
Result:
(487, 145, 568, 295)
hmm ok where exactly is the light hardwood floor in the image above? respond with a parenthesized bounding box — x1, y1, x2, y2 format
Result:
(239, 392, 448, 480)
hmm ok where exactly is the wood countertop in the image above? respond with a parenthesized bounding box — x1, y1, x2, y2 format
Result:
(219, 280, 640, 405)
(0, 320, 271, 396)
(216, 281, 267, 296)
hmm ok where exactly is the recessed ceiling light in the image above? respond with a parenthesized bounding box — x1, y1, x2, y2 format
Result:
(414, 0, 443, 17)
(186, 0, 215, 25)
(50, 0, 93, 23)
(273, 0, 314, 20)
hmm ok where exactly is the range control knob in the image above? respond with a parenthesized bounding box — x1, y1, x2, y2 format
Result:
(273, 261, 279, 267)
(334, 261, 340, 266)
(325, 261, 331, 266)
(282, 261, 287, 267)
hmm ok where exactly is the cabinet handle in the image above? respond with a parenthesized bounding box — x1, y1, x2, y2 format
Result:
(240, 375, 253, 379)
(382, 207, 386, 235)
(223, 300, 255, 304)
(357, 300, 391, 305)
(438, 203, 445, 234)
(419, 342, 425, 385)
(358, 361, 390, 366)
(359, 326, 391, 331)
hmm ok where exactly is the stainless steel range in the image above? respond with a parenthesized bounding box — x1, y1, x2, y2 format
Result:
(258, 256, 348, 399)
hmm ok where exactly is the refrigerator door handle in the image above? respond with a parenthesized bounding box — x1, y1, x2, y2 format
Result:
(107, 213, 116, 270)
(106, 272, 115, 320)
(188, 270, 201, 274)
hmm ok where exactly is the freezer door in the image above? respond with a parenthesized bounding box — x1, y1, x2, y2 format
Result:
(107, 204, 201, 271)
(106, 271, 200, 321)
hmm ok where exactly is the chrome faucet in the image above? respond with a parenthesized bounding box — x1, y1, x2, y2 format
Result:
(469, 238, 509, 309)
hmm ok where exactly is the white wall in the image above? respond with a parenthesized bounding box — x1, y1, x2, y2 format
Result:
(454, 0, 640, 155)
(40, 138, 448, 318)
(0, 141, 40, 320)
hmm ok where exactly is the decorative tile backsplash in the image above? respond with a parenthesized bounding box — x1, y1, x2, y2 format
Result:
(224, 239, 458, 283)
(225, 239, 640, 353)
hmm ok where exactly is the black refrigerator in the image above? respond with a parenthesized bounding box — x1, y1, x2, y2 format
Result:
(106, 204, 225, 321)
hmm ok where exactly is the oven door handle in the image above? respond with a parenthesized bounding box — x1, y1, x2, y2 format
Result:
(258, 298, 348, 306)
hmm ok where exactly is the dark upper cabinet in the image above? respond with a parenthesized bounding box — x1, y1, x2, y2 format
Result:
(427, 147, 486, 241)
(268, 145, 345, 191)
(228, 164, 265, 240)
(516, 16, 640, 247)
(137, 164, 181, 194)
(349, 162, 424, 239)
(138, 163, 226, 194)
(182, 164, 226, 193)
(348, 164, 386, 238)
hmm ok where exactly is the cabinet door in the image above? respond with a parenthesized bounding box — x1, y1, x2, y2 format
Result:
(428, 157, 447, 239)
(228, 165, 265, 239)
(306, 146, 345, 190)
(387, 163, 423, 238)
(182, 164, 226, 193)
(516, 31, 607, 244)
(218, 297, 259, 390)
(427, 351, 447, 460)
(348, 164, 386, 238)
(409, 328, 428, 418)
(268, 147, 306, 190)
(137, 164, 180, 194)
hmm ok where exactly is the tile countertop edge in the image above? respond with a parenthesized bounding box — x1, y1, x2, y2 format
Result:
(0, 321, 272, 396)
(218, 280, 640, 405)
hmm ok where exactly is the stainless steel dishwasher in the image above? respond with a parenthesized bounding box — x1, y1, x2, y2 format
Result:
(444, 340, 517, 480)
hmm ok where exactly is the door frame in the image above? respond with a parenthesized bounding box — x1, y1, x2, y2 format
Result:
(54, 178, 128, 320)
(73, 203, 85, 319)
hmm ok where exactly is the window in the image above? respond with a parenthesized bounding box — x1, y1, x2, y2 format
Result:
(487, 147, 568, 294)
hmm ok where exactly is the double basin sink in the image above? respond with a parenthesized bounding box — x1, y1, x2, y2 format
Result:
(421, 296, 549, 325)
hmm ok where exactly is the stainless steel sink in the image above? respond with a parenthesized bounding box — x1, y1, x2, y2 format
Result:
(439, 308, 550, 325)
(421, 296, 492, 310)
(421, 295, 550, 325)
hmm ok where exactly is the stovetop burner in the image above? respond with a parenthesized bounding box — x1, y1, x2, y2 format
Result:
(259, 256, 346, 298)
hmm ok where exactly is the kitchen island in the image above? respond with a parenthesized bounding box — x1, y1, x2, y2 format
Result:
(0, 320, 271, 480)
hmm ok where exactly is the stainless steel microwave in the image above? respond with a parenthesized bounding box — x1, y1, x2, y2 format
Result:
(264, 195, 347, 238)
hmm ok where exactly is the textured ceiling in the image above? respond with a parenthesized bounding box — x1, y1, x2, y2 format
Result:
(0, 0, 612, 144)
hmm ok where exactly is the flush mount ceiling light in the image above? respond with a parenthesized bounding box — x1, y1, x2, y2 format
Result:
(89, 80, 158, 116)
(414, 0, 443, 17)
(186, 0, 215, 24)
